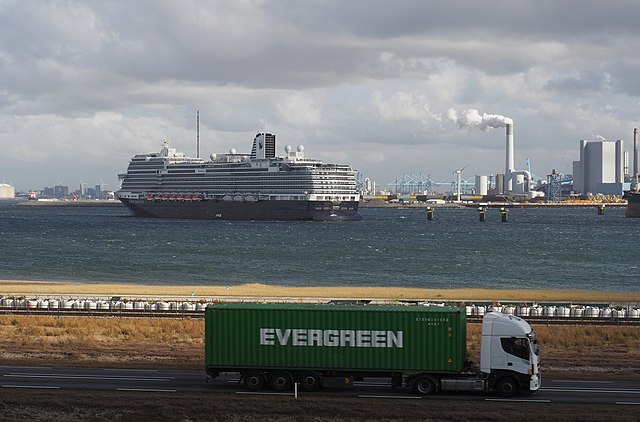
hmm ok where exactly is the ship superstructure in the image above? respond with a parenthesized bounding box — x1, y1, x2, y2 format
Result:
(116, 133, 361, 221)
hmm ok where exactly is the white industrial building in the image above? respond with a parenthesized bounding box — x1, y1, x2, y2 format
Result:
(475, 175, 488, 196)
(0, 183, 15, 199)
(572, 139, 625, 195)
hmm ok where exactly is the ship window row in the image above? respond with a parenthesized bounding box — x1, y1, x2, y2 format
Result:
(156, 183, 353, 191)
(132, 174, 355, 181)
(123, 181, 355, 190)
(125, 168, 354, 177)
(124, 176, 354, 184)
(127, 166, 352, 174)
(127, 165, 165, 170)
(124, 176, 355, 184)
(157, 183, 355, 190)
(123, 181, 355, 192)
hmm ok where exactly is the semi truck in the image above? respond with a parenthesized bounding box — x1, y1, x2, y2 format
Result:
(205, 303, 540, 396)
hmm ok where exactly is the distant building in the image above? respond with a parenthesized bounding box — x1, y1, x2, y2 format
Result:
(0, 183, 15, 198)
(475, 175, 488, 196)
(572, 139, 625, 195)
(43, 185, 69, 199)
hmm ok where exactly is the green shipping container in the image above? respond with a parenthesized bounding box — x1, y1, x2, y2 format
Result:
(205, 303, 467, 373)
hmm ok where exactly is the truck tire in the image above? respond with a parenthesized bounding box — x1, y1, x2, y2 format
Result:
(413, 376, 437, 396)
(298, 371, 322, 392)
(496, 377, 519, 397)
(269, 371, 293, 392)
(243, 370, 266, 391)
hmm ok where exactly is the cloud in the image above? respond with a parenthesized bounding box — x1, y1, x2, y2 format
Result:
(275, 92, 325, 128)
(1, 1, 640, 190)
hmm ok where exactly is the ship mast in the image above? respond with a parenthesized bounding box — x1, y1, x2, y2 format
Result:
(197, 110, 200, 159)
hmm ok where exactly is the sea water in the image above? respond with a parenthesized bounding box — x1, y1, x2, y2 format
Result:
(0, 204, 638, 292)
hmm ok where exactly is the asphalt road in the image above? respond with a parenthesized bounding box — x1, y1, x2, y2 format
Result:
(1, 365, 639, 406)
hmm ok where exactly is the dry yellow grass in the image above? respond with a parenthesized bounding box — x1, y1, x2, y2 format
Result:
(0, 315, 204, 367)
(1, 280, 639, 302)
(0, 315, 202, 344)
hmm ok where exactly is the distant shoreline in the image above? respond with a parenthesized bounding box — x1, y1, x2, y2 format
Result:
(360, 200, 627, 208)
(15, 200, 123, 207)
(11, 199, 626, 209)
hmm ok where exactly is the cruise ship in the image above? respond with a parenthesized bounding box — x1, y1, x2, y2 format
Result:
(116, 133, 362, 221)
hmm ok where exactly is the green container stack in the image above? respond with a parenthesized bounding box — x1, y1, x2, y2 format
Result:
(205, 303, 467, 373)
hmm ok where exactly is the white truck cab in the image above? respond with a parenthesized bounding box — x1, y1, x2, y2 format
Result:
(480, 311, 541, 395)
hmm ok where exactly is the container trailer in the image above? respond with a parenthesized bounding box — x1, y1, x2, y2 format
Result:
(204, 303, 540, 396)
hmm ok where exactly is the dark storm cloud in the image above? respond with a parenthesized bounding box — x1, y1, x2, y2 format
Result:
(545, 70, 610, 95)
(264, 0, 640, 40)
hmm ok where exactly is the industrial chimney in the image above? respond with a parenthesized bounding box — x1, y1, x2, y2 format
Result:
(505, 123, 515, 193)
(634, 128, 638, 192)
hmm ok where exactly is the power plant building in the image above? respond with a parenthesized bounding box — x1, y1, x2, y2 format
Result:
(572, 139, 624, 195)
(501, 123, 541, 198)
(475, 175, 488, 196)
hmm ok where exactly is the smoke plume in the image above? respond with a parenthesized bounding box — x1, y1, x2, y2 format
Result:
(447, 108, 513, 130)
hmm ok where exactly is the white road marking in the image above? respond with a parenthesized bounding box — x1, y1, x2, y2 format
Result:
(616, 402, 640, 405)
(117, 388, 176, 393)
(485, 398, 551, 403)
(2, 385, 60, 389)
(541, 387, 640, 394)
(0, 366, 52, 370)
(235, 391, 294, 396)
(103, 368, 160, 372)
(4, 373, 172, 382)
(549, 379, 612, 384)
(358, 395, 421, 399)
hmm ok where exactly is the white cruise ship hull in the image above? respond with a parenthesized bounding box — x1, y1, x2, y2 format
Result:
(119, 197, 362, 221)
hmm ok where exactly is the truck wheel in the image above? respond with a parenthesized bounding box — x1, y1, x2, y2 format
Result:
(413, 376, 437, 396)
(496, 377, 519, 397)
(298, 371, 322, 392)
(269, 371, 293, 392)
(243, 370, 265, 391)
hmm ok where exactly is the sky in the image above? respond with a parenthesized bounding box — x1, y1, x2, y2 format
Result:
(2, 0, 640, 192)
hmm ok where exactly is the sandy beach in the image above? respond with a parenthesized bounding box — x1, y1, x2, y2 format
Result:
(1, 279, 639, 302)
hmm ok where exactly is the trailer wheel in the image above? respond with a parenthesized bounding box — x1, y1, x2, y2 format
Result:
(243, 370, 266, 391)
(269, 371, 293, 392)
(496, 377, 519, 397)
(413, 376, 437, 396)
(298, 371, 322, 392)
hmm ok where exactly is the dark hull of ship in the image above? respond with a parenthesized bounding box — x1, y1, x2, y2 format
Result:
(625, 192, 640, 218)
(118, 198, 362, 221)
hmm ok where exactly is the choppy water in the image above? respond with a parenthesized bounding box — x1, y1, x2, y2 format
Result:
(0, 204, 638, 292)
